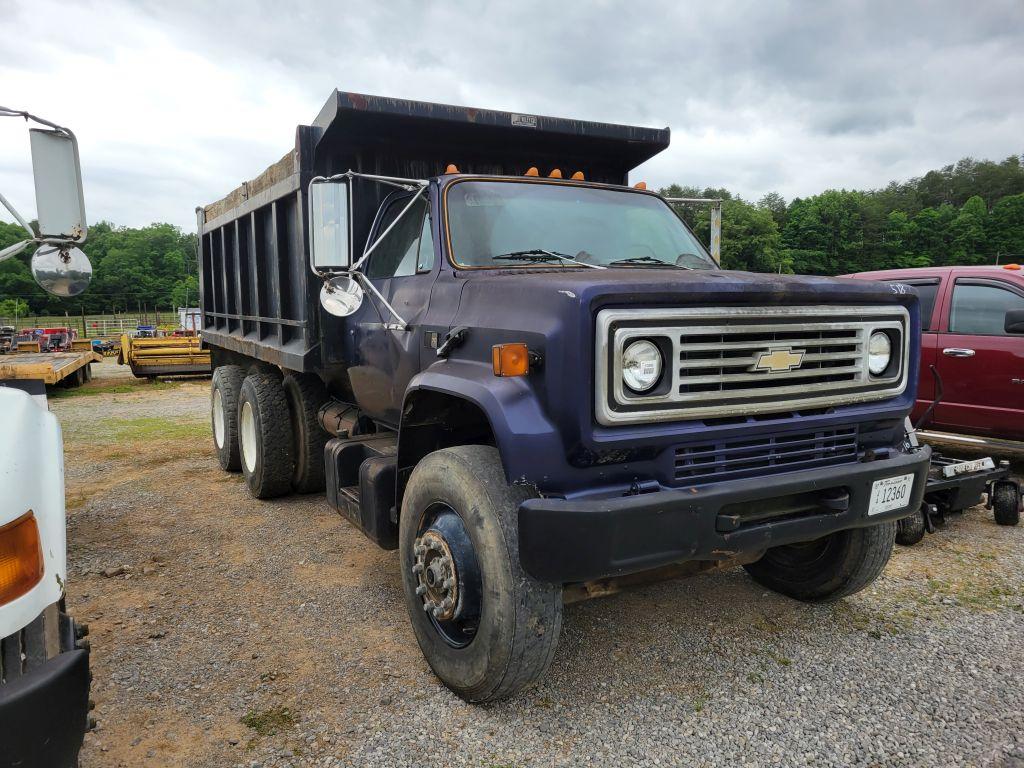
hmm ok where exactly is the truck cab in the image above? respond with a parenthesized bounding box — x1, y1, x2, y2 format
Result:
(198, 91, 931, 702)
(0, 387, 90, 768)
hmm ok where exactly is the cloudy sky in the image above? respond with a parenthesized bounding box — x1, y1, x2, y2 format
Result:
(2, 0, 1022, 232)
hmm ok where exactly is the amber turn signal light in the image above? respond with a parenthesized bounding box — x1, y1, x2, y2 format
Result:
(0, 511, 44, 606)
(492, 343, 530, 377)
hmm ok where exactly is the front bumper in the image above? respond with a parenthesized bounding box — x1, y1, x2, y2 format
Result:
(0, 612, 90, 768)
(519, 444, 931, 583)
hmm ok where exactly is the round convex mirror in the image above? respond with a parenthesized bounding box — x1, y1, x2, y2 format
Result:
(31, 244, 92, 297)
(319, 274, 364, 317)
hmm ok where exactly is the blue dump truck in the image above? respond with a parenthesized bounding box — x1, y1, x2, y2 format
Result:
(198, 91, 931, 702)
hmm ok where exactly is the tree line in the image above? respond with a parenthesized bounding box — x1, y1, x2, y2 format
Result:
(665, 154, 1024, 275)
(0, 221, 198, 318)
(2, 153, 1023, 317)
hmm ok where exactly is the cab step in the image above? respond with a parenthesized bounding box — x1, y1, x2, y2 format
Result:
(325, 433, 398, 549)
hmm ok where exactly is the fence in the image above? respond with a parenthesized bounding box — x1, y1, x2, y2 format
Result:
(0, 311, 181, 338)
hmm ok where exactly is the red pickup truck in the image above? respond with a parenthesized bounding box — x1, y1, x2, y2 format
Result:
(847, 265, 1024, 441)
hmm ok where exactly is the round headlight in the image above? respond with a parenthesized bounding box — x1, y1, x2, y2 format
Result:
(622, 339, 663, 393)
(867, 331, 892, 376)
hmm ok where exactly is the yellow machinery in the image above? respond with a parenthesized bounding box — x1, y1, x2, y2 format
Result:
(118, 333, 211, 378)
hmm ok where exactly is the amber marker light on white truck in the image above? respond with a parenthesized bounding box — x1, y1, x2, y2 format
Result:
(0, 510, 44, 605)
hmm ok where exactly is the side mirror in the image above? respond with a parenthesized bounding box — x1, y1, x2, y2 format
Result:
(29, 128, 87, 241)
(1005, 309, 1024, 334)
(0, 113, 91, 297)
(309, 178, 351, 271)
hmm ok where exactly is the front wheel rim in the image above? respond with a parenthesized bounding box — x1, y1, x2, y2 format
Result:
(240, 401, 257, 473)
(411, 503, 483, 648)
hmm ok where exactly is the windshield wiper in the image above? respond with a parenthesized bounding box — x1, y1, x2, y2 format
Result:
(607, 255, 691, 270)
(492, 249, 606, 270)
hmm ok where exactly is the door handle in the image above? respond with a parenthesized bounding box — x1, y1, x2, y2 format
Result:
(942, 348, 975, 358)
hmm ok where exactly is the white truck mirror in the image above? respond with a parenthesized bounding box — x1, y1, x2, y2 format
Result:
(0, 108, 92, 296)
(309, 178, 351, 271)
(29, 128, 87, 241)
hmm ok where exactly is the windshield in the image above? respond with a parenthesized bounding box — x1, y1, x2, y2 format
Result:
(445, 180, 717, 270)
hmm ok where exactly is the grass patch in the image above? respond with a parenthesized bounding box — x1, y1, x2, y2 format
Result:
(746, 672, 764, 685)
(100, 416, 208, 442)
(50, 380, 179, 399)
(240, 706, 297, 736)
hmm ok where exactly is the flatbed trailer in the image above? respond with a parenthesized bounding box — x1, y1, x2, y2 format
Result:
(0, 350, 100, 388)
(895, 451, 1021, 545)
(118, 334, 211, 377)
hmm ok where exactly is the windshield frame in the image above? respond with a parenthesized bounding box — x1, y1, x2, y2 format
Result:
(440, 176, 718, 271)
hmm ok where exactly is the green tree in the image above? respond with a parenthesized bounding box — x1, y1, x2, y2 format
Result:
(949, 195, 989, 264)
(0, 298, 29, 318)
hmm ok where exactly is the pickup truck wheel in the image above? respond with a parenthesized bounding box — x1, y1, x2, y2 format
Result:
(282, 373, 330, 493)
(211, 365, 245, 472)
(993, 483, 1021, 526)
(895, 509, 926, 546)
(399, 445, 562, 703)
(238, 374, 294, 499)
(743, 521, 896, 602)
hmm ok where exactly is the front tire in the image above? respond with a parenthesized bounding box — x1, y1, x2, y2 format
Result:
(744, 522, 896, 602)
(211, 365, 245, 471)
(237, 374, 294, 499)
(399, 445, 562, 703)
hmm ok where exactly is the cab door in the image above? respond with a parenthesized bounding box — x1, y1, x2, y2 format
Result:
(934, 277, 1024, 439)
(351, 194, 434, 426)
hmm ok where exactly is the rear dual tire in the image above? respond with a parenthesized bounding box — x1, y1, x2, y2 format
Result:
(211, 365, 245, 471)
(238, 374, 294, 499)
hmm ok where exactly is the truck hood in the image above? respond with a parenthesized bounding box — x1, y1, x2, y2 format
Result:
(452, 267, 915, 325)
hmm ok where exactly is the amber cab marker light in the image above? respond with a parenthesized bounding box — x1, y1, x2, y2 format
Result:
(1003, 263, 1021, 270)
(492, 343, 530, 377)
(633, 181, 647, 190)
(524, 167, 540, 177)
(0, 511, 44, 606)
(548, 168, 563, 179)
(445, 163, 460, 174)
(571, 171, 585, 180)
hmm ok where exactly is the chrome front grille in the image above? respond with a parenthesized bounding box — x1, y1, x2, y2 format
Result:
(673, 426, 859, 486)
(595, 305, 909, 426)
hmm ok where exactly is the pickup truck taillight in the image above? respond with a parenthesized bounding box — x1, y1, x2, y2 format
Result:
(0, 511, 44, 605)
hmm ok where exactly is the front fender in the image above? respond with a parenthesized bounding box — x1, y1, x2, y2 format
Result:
(405, 360, 565, 485)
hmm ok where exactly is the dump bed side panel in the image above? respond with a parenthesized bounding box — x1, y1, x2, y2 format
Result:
(198, 128, 320, 372)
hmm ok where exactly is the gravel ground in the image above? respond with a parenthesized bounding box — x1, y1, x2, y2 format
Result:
(58, 359, 1024, 767)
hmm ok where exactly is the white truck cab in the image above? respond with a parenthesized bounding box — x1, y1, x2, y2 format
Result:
(0, 386, 90, 768)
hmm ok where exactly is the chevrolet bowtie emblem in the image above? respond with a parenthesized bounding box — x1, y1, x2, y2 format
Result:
(753, 348, 805, 373)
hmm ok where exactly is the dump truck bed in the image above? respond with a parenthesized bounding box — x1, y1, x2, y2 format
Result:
(0, 351, 100, 385)
(198, 90, 671, 374)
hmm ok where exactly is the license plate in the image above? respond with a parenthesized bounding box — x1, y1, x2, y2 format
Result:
(868, 473, 915, 515)
(940, 457, 995, 478)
